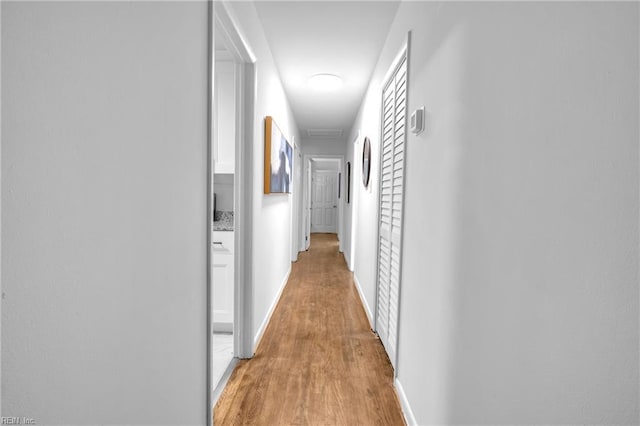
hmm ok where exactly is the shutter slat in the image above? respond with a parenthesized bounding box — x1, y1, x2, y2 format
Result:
(377, 54, 407, 369)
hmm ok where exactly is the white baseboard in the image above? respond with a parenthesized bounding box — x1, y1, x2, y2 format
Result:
(212, 357, 238, 410)
(353, 273, 373, 328)
(342, 250, 353, 272)
(395, 377, 417, 426)
(253, 267, 291, 352)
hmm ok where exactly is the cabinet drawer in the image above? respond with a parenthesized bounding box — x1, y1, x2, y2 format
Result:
(213, 231, 234, 253)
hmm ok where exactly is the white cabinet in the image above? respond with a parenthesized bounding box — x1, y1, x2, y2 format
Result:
(213, 60, 235, 174)
(213, 231, 234, 332)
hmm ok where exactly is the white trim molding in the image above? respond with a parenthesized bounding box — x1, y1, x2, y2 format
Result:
(353, 273, 373, 329)
(395, 377, 417, 426)
(212, 358, 239, 408)
(213, 0, 256, 361)
(343, 250, 353, 272)
(206, 3, 215, 424)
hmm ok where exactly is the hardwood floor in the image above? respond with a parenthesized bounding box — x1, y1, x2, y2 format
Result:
(214, 233, 406, 425)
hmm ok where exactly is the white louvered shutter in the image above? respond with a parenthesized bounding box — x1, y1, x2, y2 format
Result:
(376, 56, 407, 371)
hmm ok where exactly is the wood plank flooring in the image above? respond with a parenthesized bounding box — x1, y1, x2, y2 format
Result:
(214, 233, 406, 425)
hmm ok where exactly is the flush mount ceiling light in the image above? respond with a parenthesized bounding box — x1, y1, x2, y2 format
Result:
(308, 73, 343, 91)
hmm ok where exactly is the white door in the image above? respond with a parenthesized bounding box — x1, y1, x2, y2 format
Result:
(376, 54, 407, 371)
(311, 171, 338, 233)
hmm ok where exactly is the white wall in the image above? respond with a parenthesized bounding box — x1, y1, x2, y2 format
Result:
(0, 2, 3, 413)
(1, 2, 208, 424)
(349, 97, 381, 324)
(213, 59, 235, 174)
(311, 159, 340, 172)
(226, 2, 300, 350)
(301, 137, 346, 156)
(349, 2, 639, 424)
(214, 174, 234, 212)
(341, 134, 359, 273)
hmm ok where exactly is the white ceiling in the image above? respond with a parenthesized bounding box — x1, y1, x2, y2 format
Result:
(253, 1, 400, 140)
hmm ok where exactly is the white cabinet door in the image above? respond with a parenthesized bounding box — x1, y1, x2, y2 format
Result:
(213, 60, 235, 174)
(213, 232, 234, 331)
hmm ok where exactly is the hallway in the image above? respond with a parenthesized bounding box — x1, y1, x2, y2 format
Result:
(2, 2, 638, 424)
(214, 234, 405, 425)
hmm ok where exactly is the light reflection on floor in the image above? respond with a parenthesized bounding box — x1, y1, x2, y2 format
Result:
(213, 333, 234, 388)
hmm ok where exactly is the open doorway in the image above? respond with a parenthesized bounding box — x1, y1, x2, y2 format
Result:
(303, 156, 344, 251)
(209, 1, 256, 419)
(211, 27, 236, 391)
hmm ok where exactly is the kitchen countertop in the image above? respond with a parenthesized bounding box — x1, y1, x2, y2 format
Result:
(214, 211, 234, 231)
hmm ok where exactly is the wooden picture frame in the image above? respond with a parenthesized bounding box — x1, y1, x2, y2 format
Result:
(346, 161, 351, 204)
(362, 137, 371, 188)
(264, 116, 293, 194)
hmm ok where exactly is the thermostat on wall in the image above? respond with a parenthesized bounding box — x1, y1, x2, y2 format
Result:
(410, 107, 425, 135)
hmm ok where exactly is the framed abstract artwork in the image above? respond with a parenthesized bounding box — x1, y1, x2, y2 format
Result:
(264, 116, 293, 194)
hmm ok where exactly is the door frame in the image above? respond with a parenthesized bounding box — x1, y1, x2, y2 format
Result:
(303, 154, 344, 250)
(291, 142, 303, 261)
(208, 1, 256, 422)
(348, 130, 361, 271)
